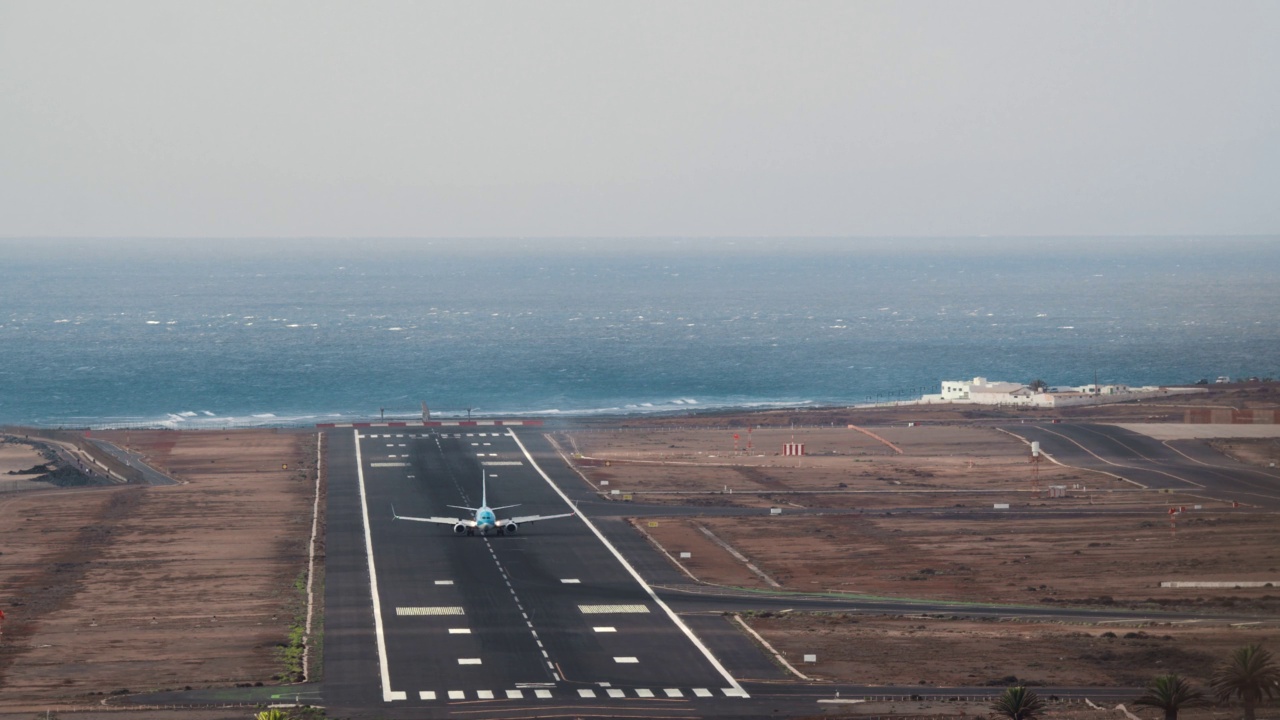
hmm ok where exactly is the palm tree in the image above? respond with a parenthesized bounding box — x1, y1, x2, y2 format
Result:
(1134, 674, 1204, 720)
(992, 686, 1047, 720)
(1211, 643, 1280, 720)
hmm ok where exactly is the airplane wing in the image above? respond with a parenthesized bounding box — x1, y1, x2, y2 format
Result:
(499, 511, 575, 527)
(393, 507, 475, 527)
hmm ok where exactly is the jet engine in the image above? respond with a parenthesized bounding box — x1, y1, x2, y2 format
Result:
(503, 523, 519, 535)
(452, 523, 468, 535)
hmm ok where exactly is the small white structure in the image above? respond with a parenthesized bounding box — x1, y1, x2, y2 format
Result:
(921, 376, 1205, 408)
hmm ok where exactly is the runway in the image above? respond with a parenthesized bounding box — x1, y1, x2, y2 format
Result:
(322, 425, 752, 716)
(1000, 422, 1280, 509)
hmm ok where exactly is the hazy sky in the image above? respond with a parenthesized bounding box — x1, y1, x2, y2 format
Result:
(2, 1, 1277, 238)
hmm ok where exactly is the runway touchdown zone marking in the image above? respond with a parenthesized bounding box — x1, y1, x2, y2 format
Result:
(579, 604, 649, 614)
(397, 606, 464, 616)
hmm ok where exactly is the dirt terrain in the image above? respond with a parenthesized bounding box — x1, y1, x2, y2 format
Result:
(566, 420, 1280, 694)
(0, 429, 318, 715)
(749, 612, 1280, 689)
(563, 425, 1169, 510)
(644, 512, 1280, 608)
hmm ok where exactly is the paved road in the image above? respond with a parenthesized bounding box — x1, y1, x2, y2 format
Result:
(1000, 423, 1280, 509)
(84, 437, 180, 485)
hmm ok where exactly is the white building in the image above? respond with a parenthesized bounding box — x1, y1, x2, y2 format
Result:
(926, 377, 1036, 406)
(920, 376, 1204, 408)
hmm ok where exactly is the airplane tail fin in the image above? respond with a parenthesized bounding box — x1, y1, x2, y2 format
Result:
(481, 469, 488, 508)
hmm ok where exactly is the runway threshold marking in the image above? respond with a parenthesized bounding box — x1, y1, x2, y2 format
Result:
(507, 428, 749, 698)
(354, 430, 406, 701)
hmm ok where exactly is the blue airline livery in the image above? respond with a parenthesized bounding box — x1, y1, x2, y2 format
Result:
(392, 470, 575, 536)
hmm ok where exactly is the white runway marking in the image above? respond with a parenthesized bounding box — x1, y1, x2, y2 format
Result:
(458, 658, 482, 665)
(370, 462, 409, 467)
(693, 688, 713, 697)
(723, 688, 749, 697)
(476, 690, 494, 699)
(607, 688, 625, 698)
(355, 431, 405, 701)
(506, 689, 524, 699)
(578, 689, 597, 698)
(665, 688, 683, 697)
(578, 604, 649, 614)
(448, 628, 470, 634)
(419, 691, 436, 700)
(397, 606, 464, 616)
(614, 656, 639, 663)
(448, 690, 465, 700)
(593, 626, 616, 632)
(535, 689, 552, 698)
(635, 688, 655, 698)
(434, 580, 453, 585)
(560, 578, 581, 584)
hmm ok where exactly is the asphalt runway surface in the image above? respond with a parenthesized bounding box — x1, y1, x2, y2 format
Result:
(322, 426, 756, 718)
(1000, 422, 1280, 509)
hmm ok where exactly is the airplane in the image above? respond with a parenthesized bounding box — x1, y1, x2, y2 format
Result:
(392, 470, 575, 536)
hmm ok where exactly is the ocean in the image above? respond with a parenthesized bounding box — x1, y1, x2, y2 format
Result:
(1, 237, 1275, 428)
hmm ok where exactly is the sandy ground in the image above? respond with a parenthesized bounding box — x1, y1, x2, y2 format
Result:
(1117, 424, 1280, 441)
(0, 429, 318, 711)
(646, 512, 1280, 607)
(748, 612, 1280, 689)
(567, 422, 1280, 695)
(0, 438, 52, 493)
(563, 425, 1179, 510)
(0, 439, 46, 475)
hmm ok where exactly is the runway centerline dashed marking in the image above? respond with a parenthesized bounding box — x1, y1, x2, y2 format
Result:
(448, 628, 470, 634)
(458, 658, 482, 665)
(593, 626, 616, 632)
(433, 580, 453, 585)
(560, 578, 581, 584)
(482, 536, 560, 682)
(614, 656, 639, 664)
